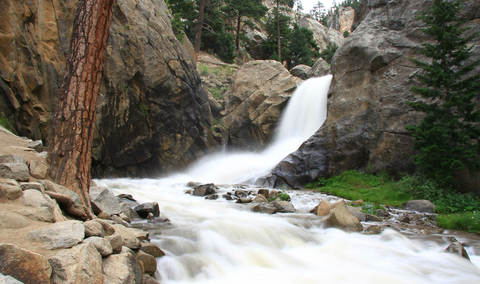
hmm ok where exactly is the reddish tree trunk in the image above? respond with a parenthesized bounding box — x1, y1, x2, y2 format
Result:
(48, 0, 114, 218)
(277, 0, 281, 62)
(194, 0, 206, 59)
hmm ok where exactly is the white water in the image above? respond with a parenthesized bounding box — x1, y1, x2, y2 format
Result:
(97, 76, 480, 283)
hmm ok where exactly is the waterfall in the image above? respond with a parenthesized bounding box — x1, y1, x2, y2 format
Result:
(177, 75, 332, 185)
(97, 75, 480, 283)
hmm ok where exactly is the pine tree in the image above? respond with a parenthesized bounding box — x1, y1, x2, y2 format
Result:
(290, 24, 319, 67)
(406, 0, 480, 186)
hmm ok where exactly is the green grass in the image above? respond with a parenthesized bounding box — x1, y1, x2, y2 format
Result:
(306, 170, 411, 207)
(209, 87, 226, 100)
(0, 113, 14, 132)
(437, 212, 480, 233)
(198, 63, 211, 76)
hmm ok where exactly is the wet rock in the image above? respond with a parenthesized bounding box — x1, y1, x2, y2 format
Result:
(49, 242, 103, 284)
(193, 183, 216, 196)
(311, 200, 331, 216)
(84, 220, 105, 238)
(252, 202, 277, 214)
(252, 194, 268, 203)
(136, 250, 157, 275)
(236, 197, 253, 204)
(90, 186, 122, 216)
(134, 202, 160, 218)
(258, 189, 269, 197)
(102, 248, 143, 284)
(184, 189, 193, 195)
(0, 211, 31, 229)
(27, 220, 85, 249)
(117, 194, 140, 208)
(205, 194, 219, 200)
(143, 275, 161, 284)
(272, 200, 296, 213)
(346, 206, 365, 221)
(112, 225, 141, 250)
(403, 200, 435, 213)
(28, 140, 43, 152)
(0, 244, 52, 284)
(140, 242, 165, 258)
(224, 194, 238, 201)
(364, 225, 385, 235)
(83, 236, 113, 257)
(106, 234, 124, 254)
(325, 201, 363, 232)
(445, 238, 470, 261)
(16, 207, 55, 223)
(290, 64, 311, 80)
(0, 163, 30, 182)
(235, 190, 248, 198)
(120, 203, 141, 219)
(376, 209, 390, 217)
(20, 189, 53, 208)
(28, 161, 49, 179)
(365, 214, 382, 222)
(398, 215, 410, 223)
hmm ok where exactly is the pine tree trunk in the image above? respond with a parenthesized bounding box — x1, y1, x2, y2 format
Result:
(236, 15, 241, 50)
(194, 0, 206, 59)
(48, 0, 114, 218)
(277, 1, 281, 62)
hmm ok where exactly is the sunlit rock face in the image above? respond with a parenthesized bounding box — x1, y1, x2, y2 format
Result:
(0, 0, 219, 178)
(265, 0, 480, 189)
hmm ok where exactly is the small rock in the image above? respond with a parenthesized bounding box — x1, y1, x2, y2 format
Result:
(142, 275, 161, 284)
(376, 209, 390, 217)
(84, 220, 105, 238)
(120, 203, 141, 219)
(19, 182, 45, 193)
(445, 240, 470, 261)
(351, 199, 364, 206)
(28, 161, 49, 179)
(0, 155, 24, 164)
(252, 202, 277, 214)
(27, 220, 85, 249)
(290, 64, 311, 80)
(117, 194, 140, 208)
(312, 200, 331, 216)
(0, 184, 22, 200)
(102, 248, 143, 284)
(252, 194, 268, 203)
(258, 189, 269, 197)
(111, 225, 141, 250)
(112, 214, 130, 226)
(120, 213, 132, 223)
(347, 206, 365, 221)
(93, 219, 116, 236)
(272, 200, 296, 213)
(0, 211, 31, 229)
(365, 214, 382, 222)
(136, 250, 157, 275)
(364, 225, 384, 235)
(184, 189, 193, 195)
(20, 189, 53, 208)
(0, 244, 52, 284)
(140, 242, 165, 258)
(236, 197, 253, 204)
(403, 200, 435, 213)
(28, 140, 43, 152)
(97, 211, 113, 220)
(205, 194, 218, 200)
(224, 195, 238, 201)
(398, 215, 410, 223)
(325, 201, 363, 232)
(235, 190, 248, 198)
(192, 183, 216, 196)
(83, 236, 113, 257)
(16, 207, 55, 223)
(48, 242, 103, 283)
(0, 163, 30, 182)
(90, 186, 122, 216)
(106, 234, 124, 254)
(134, 202, 160, 218)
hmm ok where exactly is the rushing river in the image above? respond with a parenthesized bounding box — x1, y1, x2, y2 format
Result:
(97, 76, 480, 283)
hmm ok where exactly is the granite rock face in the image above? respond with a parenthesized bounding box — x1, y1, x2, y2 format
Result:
(264, 0, 480, 189)
(0, 0, 219, 178)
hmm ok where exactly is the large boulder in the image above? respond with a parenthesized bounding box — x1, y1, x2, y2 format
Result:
(308, 58, 331, 78)
(265, 0, 480, 189)
(0, 0, 219, 178)
(324, 201, 363, 232)
(89, 186, 122, 216)
(48, 242, 103, 284)
(0, 164, 30, 182)
(27, 220, 85, 249)
(222, 60, 302, 151)
(403, 200, 435, 213)
(102, 248, 143, 284)
(0, 244, 52, 284)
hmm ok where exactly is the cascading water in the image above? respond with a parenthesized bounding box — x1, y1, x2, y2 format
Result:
(97, 76, 480, 283)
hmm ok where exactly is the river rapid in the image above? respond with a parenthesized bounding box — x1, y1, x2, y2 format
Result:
(97, 76, 480, 283)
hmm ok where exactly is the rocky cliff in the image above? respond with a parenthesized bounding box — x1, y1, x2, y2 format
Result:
(264, 0, 480, 189)
(0, 0, 219, 178)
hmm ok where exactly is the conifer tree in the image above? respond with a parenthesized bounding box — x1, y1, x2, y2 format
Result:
(290, 24, 319, 67)
(406, 0, 480, 186)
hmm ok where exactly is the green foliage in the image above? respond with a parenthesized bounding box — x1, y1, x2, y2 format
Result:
(166, 0, 198, 41)
(319, 42, 338, 64)
(209, 87, 225, 100)
(341, 0, 360, 10)
(437, 212, 480, 233)
(0, 113, 14, 132)
(406, 0, 480, 186)
(170, 13, 185, 42)
(212, 117, 223, 126)
(212, 33, 236, 63)
(396, 175, 480, 214)
(198, 63, 211, 76)
(289, 24, 320, 67)
(262, 12, 292, 63)
(269, 191, 291, 202)
(343, 31, 350, 38)
(306, 170, 411, 207)
(360, 202, 385, 215)
(138, 103, 149, 116)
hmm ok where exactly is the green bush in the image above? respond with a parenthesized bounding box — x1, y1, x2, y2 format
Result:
(437, 212, 480, 233)
(198, 63, 211, 76)
(0, 113, 14, 132)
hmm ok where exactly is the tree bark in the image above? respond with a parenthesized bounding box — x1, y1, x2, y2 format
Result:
(48, 0, 114, 217)
(194, 0, 206, 59)
(277, 1, 281, 62)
